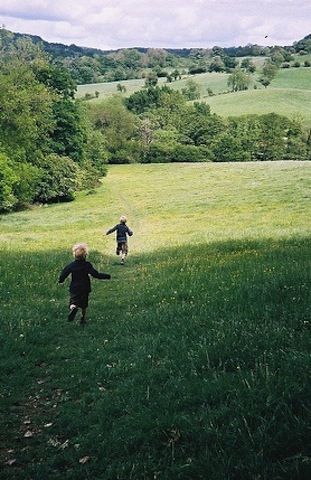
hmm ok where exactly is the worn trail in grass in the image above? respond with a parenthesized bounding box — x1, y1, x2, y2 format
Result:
(1, 162, 310, 479)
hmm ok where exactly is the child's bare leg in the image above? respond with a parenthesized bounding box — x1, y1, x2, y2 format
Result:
(120, 244, 126, 264)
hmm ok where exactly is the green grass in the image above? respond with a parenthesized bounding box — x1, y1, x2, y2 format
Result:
(203, 67, 311, 124)
(76, 77, 161, 100)
(1, 162, 310, 479)
(271, 66, 311, 90)
(76, 72, 231, 101)
(205, 88, 311, 124)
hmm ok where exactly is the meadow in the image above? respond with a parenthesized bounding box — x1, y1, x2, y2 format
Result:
(205, 87, 311, 124)
(76, 72, 231, 100)
(1, 162, 310, 479)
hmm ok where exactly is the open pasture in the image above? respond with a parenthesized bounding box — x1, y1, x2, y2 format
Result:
(1, 162, 310, 479)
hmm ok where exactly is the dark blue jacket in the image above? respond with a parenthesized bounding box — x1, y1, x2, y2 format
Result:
(59, 259, 110, 293)
(106, 223, 133, 243)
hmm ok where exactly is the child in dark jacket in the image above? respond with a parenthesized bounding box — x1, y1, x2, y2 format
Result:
(59, 243, 111, 324)
(106, 215, 133, 265)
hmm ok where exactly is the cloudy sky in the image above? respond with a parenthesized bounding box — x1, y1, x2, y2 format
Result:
(0, 1, 310, 50)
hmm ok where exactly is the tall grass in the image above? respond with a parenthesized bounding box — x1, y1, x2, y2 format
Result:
(1, 162, 310, 479)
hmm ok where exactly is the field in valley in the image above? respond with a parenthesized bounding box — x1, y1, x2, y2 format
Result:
(1, 162, 310, 479)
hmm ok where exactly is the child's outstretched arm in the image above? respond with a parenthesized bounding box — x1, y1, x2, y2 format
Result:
(106, 225, 117, 235)
(88, 264, 111, 280)
(58, 264, 72, 284)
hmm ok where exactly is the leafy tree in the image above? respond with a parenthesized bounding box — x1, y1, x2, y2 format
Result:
(271, 51, 285, 67)
(179, 104, 224, 147)
(223, 55, 238, 70)
(241, 58, 256, 73)
(51, 99, 86, 162)
(83, 129, 108, 175)
(136, 117, 156, 161)
(34, 154, 79, 203)
(258, 113, 288, 160)
(227, 68, 251, 91)
(88, 96, 137, 163)
(209, 56, 225, 72)
(212, 133, 251, 162)
(126, 86, 183, 115)
(0, 153, 18, 211)
(181, 79, 200, 100)
(262, 60, 278, 81)
(259, 77, 271, 88)
(0, 61, 55, 164)
(33, 61, 76, 99)
(13, 162, 42, 207)
(188, 65, 207, 74)
(145, 73, 158, 87)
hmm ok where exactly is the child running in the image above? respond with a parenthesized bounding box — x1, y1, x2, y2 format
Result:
(106, 215, 133, 265)
(59, 243, 111, 325)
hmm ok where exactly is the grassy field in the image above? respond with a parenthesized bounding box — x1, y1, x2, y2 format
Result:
(271, 66, 311, 90)
(76, 72, 231, 100)
(205, 87, 311, 124)
(201, 67, 311, 125)
(1, 162, 310, 479)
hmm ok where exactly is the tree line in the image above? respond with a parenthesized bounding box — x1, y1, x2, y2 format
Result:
(86, 86, 310, 165)
(0, 42, 107, 212)
(1, 28, 310, 85)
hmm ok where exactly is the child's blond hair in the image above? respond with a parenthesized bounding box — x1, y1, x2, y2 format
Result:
(72, 243, 89, 259)
(120, 215, 127, 224)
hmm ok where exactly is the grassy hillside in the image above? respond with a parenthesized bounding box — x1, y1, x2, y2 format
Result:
(1, 162, 310, 479)
(271, 66, 311, 90)
(76, 72, 231, 100)
(203, 67, 311, 125)
(205, 88, 311, 124)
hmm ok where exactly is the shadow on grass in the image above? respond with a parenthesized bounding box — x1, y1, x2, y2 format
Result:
(0, 236, 310, 479)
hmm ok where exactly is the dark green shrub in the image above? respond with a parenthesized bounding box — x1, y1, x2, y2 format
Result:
(34, 154, 79, 203)
(212, 133, 251, 162)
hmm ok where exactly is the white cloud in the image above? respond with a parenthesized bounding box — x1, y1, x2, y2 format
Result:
(0, 0, 310, 49)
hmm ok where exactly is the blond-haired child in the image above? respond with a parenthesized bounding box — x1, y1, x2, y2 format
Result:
(59, 243, 111, 324)
(106, 216, 133, 265)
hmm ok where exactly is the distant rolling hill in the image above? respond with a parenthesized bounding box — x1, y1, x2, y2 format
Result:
(205, 66, 311, 125)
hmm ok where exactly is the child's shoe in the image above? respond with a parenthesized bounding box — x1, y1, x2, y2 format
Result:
(120, 259, 125, 265)
(68, 305, 78, 321)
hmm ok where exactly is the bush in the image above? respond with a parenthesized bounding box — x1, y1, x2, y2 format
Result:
(212, 133, 251, 162)
(34, 154, 79, 203)
(188, 66, 207, 74)
(147, 143, 173, 163)
(171, 144, 210, 162)
(13, 162, 42, 208)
